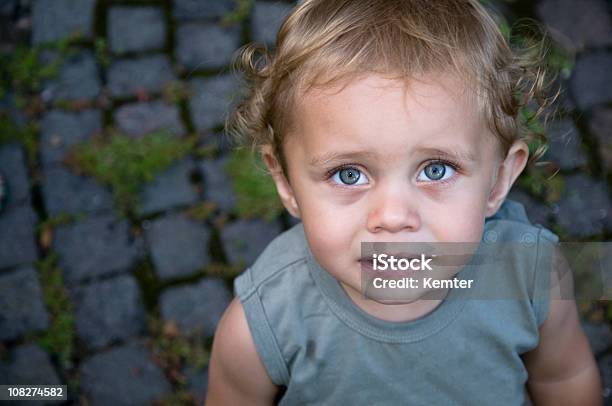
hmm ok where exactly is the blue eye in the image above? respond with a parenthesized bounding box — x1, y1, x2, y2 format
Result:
(331, 167, 369, 186)
(417, 162, 456, 182)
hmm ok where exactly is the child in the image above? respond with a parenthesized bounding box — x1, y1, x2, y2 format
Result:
(207, 0, 602, 404)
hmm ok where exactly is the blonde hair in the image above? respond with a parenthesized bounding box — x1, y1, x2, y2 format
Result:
(226, 0, 559, 175)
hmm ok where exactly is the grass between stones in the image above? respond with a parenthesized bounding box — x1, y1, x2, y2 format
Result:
(36, 254, 76, 370)
(65, 130, 196, 217)
(221, 0, 254, 26)
(225, 148, 283, 221)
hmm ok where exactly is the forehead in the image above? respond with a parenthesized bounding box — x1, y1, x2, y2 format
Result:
(287, 73, 496, 160)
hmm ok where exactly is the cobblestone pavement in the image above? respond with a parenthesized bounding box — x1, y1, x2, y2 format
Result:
(0, 0, 611, 404)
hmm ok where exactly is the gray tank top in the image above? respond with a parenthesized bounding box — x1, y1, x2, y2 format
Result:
(234, 200, 559, 405)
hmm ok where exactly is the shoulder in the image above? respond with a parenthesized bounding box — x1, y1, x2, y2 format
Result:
(207, 298, 279, 405)
(234, 222, 311, 298)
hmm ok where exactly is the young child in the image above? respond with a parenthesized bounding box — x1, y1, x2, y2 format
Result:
(207, 0, 602, 404)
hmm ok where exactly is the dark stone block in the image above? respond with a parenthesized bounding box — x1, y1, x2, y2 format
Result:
(556, 174, 612, 238)
(199, 156, 236, 212)
(41, 50, 101, 103)
(599, 354, 612, 406)
(108, 6, 166, 54)
(589, 107, 612, 173)
(53, 215, 143, 283)
(0, 267, 49, 341)
(536, 0, 612, 52)
(80, 343, 172, 406)
(0, 143, 30, 209)
(220, 219, 282, 266)
(189, 75, 240, 131)
(570, 52, 612, 110)
(0, 344, 61, 389)
(70, 275, 146, 349)
(108, 54, 176, 98)
(175, 22, 241, 70)
(0, 205, 38, 270)
(542, 119, 587, 170)
(581, 321, 612, 357)
(184, 366, 208, 405)
(114, 100, 185, 138)
(32, 0, 96, 44)
(39, 109, 102, 167)
(160, 278, 231, 337)
(138, 158, 199, 216)
(41, 166, 114, 217)
(145, 213, 211, 280)
(173, 0, 234, 20)
(507, 189, 553, 228)
(251, 1, 293, 45)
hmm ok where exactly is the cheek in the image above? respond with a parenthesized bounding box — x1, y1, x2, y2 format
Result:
(425, 194, 487, 243)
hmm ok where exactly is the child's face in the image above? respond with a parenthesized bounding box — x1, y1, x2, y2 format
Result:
(265, 73, 528, 303)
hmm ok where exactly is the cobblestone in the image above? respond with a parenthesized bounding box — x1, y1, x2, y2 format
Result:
(138, 157, 199, 216)
(570, 52, 612, 110)
(0, 205, 38, 270)
(114, 100, 185, 138)
(108, 54, 176, 98)
(556, 174, 612, 238)
(175, 22, 241, 70)
(589, 106, 612, 174)
(0, 143, 30, 209)
(189, 74, 240, 131)
(173, 0, 234, 20)
(199, 156, 236, 213)
(251, 1, 293, 45)
(160, 278, 231, 337)
(145, 213, 211, 280)
(70, 275, 146, 350)
(32, 0, 96, 44)
(0, 344, 61, 389)
(39, 109, 102, 167)
(184, 366, 208, 404)
(0, 267, 49, 341)
(80, 343, 172, 406)
(41, 50, 101, 103)
(41, 165, 114, 217)
(108, 6, 166, 54)
(53, 214, 143, 283)
(536, 0, 612, 52)
(220, 219, 282, 266)
(542, 119, 587, 170)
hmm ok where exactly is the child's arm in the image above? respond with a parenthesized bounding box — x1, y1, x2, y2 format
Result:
(522, 257, 602, 406)
(206, 298, 279, 406)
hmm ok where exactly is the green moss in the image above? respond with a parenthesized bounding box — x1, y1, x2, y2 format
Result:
(94, 37, 110, 69)
(36, 254, 75, 369)
(517, 166, 565, 204)
(224, 148, 283, 221)
(221, 0, 254, 25)
(0, 115, 38, 164)
(162, 81, 191, 105)
(186, 202, 217, 222)
(66, 131, 196, 216)
(149, 318, 211, 386)
(0, 37, 73, 99)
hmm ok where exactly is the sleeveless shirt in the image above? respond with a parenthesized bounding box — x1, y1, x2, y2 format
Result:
(234, 199, 560, 405)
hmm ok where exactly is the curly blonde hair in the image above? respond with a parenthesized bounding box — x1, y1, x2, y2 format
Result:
(226, 0, 559, 175)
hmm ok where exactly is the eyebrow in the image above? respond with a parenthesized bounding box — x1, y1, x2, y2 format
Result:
(308, 147, 478, 167)
(309, 151, 380, 167)
(415, 147, 478, 163)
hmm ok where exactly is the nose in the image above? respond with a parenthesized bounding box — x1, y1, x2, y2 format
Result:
(366, 182, 421, 234)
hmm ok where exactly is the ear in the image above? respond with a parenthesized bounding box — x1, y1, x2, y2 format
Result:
(485, 140, 529, 217)
(260, 145, 301, 219)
